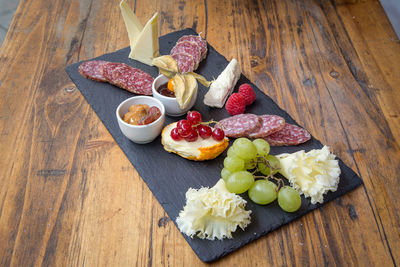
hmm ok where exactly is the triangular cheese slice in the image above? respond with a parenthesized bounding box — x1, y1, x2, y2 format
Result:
(120, 0, 143, 47)
(129, 12, 159, 66)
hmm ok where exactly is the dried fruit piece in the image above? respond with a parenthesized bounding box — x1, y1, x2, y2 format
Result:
(123, 104, 150, 125)
(138, 106, 162, 125)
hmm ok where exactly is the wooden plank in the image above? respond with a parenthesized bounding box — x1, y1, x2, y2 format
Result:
(319, 0, 400, 264)
(208, 2, 396, 266)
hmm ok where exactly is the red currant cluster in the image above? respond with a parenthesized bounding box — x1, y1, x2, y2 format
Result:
(170, 111, 225, 142)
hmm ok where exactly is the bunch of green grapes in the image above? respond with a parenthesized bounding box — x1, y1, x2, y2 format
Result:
(221, 138, 301, 212)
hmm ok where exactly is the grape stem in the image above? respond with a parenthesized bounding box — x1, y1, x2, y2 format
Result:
(193, 120, 224, 130)
(252, 156, 284, 191)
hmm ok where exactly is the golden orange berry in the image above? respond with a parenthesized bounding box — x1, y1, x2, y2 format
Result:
(167, 78, 175, 92)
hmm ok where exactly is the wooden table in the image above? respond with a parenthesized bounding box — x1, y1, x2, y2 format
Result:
(1, 0, 399, 265)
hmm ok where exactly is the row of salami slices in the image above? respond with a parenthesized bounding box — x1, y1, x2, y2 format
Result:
(216, 114, 311, 146)
(78, 60, 154, 95)
(171, 35, 208, 73)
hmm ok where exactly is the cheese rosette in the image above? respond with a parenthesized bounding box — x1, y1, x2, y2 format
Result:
(277, 146, 341, 204)
(176, 179, 251, 240)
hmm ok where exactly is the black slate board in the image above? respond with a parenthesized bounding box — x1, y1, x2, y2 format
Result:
(65, 28, 363, 262)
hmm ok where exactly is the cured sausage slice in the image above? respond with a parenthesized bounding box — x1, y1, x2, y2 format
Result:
(172, 53, 196, 73)
(216, 114, 262, 138)
(248, 115, 285, 138)
(78, 60, 108, 82)
(101, 62, 127, 82)
(110, 65, 154, 95)
(171, 40, 202, 68)
(79, 61, 154, 95)
(170, 35, 207, 73)
(264, 123, 311, 146)
(177, 35, 208, 60)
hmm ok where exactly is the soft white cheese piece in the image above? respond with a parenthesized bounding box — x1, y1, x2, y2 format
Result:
(276, 146, 341, 204)
(203, 59, 241, 108)
(176, 179, 251, 240)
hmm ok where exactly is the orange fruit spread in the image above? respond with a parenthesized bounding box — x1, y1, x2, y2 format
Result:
(167, 78, 175, 92)
(161, 122, 229, 161)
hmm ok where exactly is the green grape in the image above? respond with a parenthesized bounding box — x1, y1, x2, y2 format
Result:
(248, 180, 277, 205)
(223, 156, 245, 172)
(278, 186, 301, 212)
(252, 139, 270, 158)
(227, 145, 239, 158)
(225, 171, 255, 194)
(244, 158, 257, 170)
(258, 155, 280, 176)
(221, 168, 232, 181)
(232, 138, 257, 160)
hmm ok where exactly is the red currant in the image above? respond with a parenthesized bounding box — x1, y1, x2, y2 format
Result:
(187, 111, 202, 125)
(184, 129, 198, 142)
(197, 125, 212, 139)
(177, 119, 192, 137)
(212, 128, 225, 141)
(170, 127, 183, 141)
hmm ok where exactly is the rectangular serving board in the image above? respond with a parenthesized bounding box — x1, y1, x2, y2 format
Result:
(65, 28, 363, 262)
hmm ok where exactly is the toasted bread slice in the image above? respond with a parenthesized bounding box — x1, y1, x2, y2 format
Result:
(161, 122, 229, 161)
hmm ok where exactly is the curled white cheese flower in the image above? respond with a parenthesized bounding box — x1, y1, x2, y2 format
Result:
(277, 146, 341, 204)
(176, 179, 251, 240)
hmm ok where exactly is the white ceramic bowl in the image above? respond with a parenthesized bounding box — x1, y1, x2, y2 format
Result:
(116, 96, 165, 144)
(152, 74, 198, 116)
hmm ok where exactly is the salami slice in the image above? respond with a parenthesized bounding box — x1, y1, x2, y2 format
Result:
(216, 114, 262, 138)
(264, 123, 311, 146)
(178, 35, 208, 60)
(101, 62, 127, 82)
(79, 60, 153, 95)
(248, 115, 285, 139)
(171, 41, 202, 68)
(110, 65, 154, 95)
(78, 60, 108, 82)
(172, 53, 196, 73)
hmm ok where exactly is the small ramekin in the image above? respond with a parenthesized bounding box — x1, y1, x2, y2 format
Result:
(152, 74, 198, 117)
(116, 96, 165, 144)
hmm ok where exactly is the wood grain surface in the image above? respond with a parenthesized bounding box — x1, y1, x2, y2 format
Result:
(0, 0, 399, 266)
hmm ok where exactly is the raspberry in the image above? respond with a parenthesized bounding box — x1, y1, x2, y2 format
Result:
(225, 93, 246, 115)
(238, 83, 256, 105)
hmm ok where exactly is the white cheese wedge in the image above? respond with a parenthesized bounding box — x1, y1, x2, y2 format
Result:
(129, 12, 159, 66)
(120, 0, 143, 45)
(277, 146, 341, 204)
(203, 59, 241, 108)
(176, 179, 252, 240)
